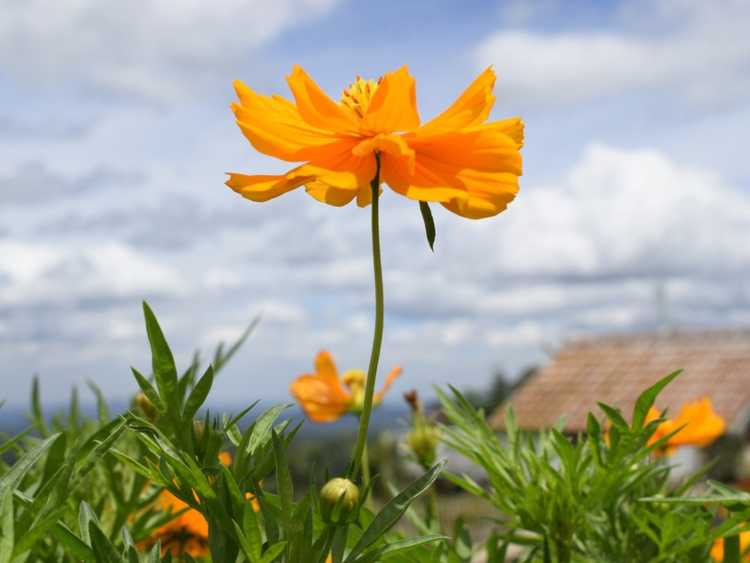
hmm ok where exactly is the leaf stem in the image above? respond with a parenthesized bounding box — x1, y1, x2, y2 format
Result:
(350, 153, 383, 482)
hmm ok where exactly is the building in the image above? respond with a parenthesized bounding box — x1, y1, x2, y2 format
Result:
(490, 330, 750, 434)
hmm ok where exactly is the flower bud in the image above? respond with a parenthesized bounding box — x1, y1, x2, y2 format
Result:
(134, 392, 158, 422)
(193, 420, 205, 444)
(320, 477, 359, 523)
(406, 424, 440, 468)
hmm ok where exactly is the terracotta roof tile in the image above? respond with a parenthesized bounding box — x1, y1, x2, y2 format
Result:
(490, 329, 750, 433)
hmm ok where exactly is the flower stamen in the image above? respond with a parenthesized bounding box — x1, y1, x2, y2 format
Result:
(341, 76, 380, 118)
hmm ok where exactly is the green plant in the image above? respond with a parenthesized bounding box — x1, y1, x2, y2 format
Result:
(436, 372, 748, 562)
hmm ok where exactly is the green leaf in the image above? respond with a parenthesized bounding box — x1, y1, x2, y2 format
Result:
(79, 501, 99, 546)
(725, 534, 741, 563)
(597, 403, 629, 430)
(183, 365, 214, 423)
(50, 521, 96, 561)
(142, 301, 180, 424)
(354, 535, 447, 563)
(272, 430, 294, 535)
(0, 485, 13, 562)
(213, 316, 260, 373)
(87, 381, 111, 424)
(259, 541, 287, 563)
(89, 520, 122, 562)
(40, 433, 67, 489)
(345, 460, 446, 562)
(418, 201, 436, 251)
(0, 433, 61, 493)
(248, 404, 291, 455)
(131, 368, 165, 414)
(30, 376, 49, 437)
(631, 370, 681, 431)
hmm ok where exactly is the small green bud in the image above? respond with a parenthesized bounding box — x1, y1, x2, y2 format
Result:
(193, 420, 205, 444)
(320, 477, 360, 523)
(406, 424, 440, 468)
(134, 392, 158, 422)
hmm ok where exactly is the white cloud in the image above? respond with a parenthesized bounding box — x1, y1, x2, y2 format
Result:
(491, 144, 750, 276)
(0, 240, 187, 305)
(0, 0, 338, 100)
(476, 0, 750, 108)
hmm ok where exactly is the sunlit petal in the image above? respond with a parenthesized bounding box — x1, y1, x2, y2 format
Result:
(287, 65, 360, 133)
(418, 67, 496, 135)
(361, 66, 420, 134)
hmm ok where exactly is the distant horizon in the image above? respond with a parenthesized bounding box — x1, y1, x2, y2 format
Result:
(3, 0, 749, 405)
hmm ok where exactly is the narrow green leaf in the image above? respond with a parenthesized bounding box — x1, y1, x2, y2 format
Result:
(259, 541, 287, 563)
(725, 534, 741, 563)
(247, 405, 291, 455)
(213, 316, 261, 373)
(183, 365, 214, 423)
(0, 486, 14, 562)
(89, 521, 122, 562)
(30, 376, 49, 437)
(87, 381, 111, 424)
(131, 368, 165, 414)
(631, 370, 682, 431)
(0, 433, 61, 492)
(345, 460, 446, 562)
(272, 430, 294, 535)
(142, 301, 180, 423)
(418, 201, 436, 251)
(40, 433, 67, 488)
(353, 535, 447, 563)
(597, 403, 629, 430)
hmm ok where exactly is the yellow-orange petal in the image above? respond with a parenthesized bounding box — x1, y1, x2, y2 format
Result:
(226, 167, 311, 202)
(290, 351, 352, 423)
(668, 398, 725, 448)
(374, 366, 402, 405)
(361, 66, 421, 134)
(232, 80, 346, 162)
(305, 181, 359, 207)
(382, 122, 523, 219)
(287, 65, 360, 133)
(418, 67, 496, 135)
(353, 134, 415, 173)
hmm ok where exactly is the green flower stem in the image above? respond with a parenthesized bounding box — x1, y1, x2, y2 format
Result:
(350, 153, 383, 483)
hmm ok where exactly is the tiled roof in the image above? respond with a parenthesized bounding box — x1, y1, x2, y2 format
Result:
(490, 330, 750, 433)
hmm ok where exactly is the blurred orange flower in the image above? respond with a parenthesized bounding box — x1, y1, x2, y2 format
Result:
(711, 531, 750, 561)
(227, 66, 523, 219)
(646, 397, 725, 454)
(142, 490, 209, 558)
(141, 452, 259, 557)
(290, 350, 401, 422)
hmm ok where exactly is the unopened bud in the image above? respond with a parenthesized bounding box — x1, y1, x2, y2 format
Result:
(407, 423, 440, 468)
(134, 392, 158, 422)
(193, 420, 206, 444)
(320, 477, 359, 523)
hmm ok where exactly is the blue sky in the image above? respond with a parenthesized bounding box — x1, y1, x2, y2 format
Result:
(1, 0, 749, 408)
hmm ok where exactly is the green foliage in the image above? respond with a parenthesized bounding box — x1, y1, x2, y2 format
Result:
(0, 303, 445, 562)
(3, 304, 749, 563)
(435, 372, 749, 562)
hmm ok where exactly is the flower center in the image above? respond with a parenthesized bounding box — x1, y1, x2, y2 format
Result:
(341, 76, 379, 118)
(343, 369, 366, 391)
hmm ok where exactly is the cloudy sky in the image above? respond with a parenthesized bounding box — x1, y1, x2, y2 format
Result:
(2, 0, 749, 409)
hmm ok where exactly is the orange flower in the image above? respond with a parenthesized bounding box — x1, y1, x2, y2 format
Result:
(227, 66, 523, 219)
(290, 350, 401, 422)
(141, 452, 259, 557)
(711, 531, 750, 561)
(646, 398, 725, 454)
(142, 490, 209, 558)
